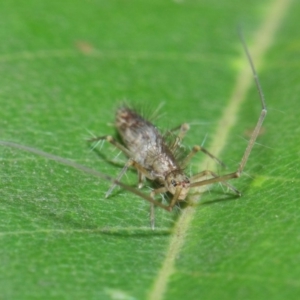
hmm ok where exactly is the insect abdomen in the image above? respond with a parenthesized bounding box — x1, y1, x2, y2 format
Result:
(115, 107, 178, 174)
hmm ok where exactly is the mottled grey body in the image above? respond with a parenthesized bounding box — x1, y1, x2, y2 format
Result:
(115, 106, 190, 197)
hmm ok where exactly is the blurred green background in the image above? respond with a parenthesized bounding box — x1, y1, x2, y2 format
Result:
(0, 0, 299, 299)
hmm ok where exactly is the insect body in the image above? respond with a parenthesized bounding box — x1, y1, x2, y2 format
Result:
(89, 36, 267, 228)
(89, 106, 244, 229)
(116, 107, 191, 201)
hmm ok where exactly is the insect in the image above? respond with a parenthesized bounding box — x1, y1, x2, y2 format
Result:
(88, 36, 267, 229)
(0, 35, 266, 230)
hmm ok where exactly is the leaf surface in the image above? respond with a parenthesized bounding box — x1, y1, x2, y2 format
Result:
(0, 0, 299, 299)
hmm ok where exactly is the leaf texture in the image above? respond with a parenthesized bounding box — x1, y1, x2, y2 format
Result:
(0, 0, 299, 299)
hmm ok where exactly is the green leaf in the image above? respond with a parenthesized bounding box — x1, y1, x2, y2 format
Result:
(0, 0, 299, 299)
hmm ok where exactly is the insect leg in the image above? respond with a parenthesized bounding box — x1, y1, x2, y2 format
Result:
(190, 34, 267, 192)
(165, 123, 190, 138)
(164, 123, 190, 151)
(150, 202, 155, 230)
(105, 160, 131, 197)
(146, 187, 183, 229)
(88, 136, 151, 193)
(129, 160, 155, 180)
(151, 186, 181, 209)
(149, 186, 174, 229)
(149, 187, 183, 229)
(0, 141, 172, 213)
(189, 102, 266, 192)
(130, 162, 165, 229)
(180, 145, 226, 168)
(168, 188, 183, 210)
(106, 158, 156, 197)
(88, 135, 132, 157)
(191, 170, 240, 195)
(138, 172, 146, 189)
